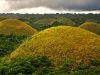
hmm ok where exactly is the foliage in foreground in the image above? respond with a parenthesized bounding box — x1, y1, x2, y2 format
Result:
(0, 34, 27, 56)
(0, 56, 100, 75)
(0, 56, 53, 75)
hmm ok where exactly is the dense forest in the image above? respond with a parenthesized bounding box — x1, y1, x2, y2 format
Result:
(0, 13, 100, 75)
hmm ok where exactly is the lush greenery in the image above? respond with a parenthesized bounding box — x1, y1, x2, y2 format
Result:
(0, 56, 53, 75)
(0, 56, 100, 75)
(0, 34, 27, 56)
(0, 13, 100, 75)
(0, 13, 100, 31)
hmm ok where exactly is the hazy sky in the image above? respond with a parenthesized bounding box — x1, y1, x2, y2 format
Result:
(0, 0, 100, 13)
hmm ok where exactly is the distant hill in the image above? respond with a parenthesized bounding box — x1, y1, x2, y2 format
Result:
(35, 18, 56, 25)
(32, 17, 76, 31)
(79, 22, 100, 35)
(35, 17, 75, 26)
(56, 17, 76, 26)
(0, 19, 37, 36)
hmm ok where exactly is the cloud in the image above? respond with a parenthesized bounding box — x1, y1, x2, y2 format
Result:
(0, 0, 10, 12)
(6, 0, 100, 11)
(9, 6, 100, 14)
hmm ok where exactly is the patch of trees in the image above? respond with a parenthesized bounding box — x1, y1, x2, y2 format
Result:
(0, 34, 27, 56)
(0, 56, 100, 75)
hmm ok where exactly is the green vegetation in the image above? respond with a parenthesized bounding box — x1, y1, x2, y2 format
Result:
(31, 23, 51, 31)
(0, 56, 53, 75)
(0, 14, 100, 75)
(0, 19, 37, 35)
(0, 34, 27, 56)
(79, 22, 100, 35)
(0, 13, 100, 26)
(32, 17, 75, 31)
(0, 56, 100, 75)
(0, 13, 100, 31)
(10, 26, 100, 68)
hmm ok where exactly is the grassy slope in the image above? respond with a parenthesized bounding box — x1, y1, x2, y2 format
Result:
(10, 26, 100, 68)
(79, 22, 100, 35)
(0, 19, 37, 36)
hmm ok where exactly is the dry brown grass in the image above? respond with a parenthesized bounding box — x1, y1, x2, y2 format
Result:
(10, 26, 100, 68)
(79, 22, 100, 35)
(0, 19, 37, 36)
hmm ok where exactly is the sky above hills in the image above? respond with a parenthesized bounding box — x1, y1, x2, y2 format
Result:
(0, 0, 100, 14)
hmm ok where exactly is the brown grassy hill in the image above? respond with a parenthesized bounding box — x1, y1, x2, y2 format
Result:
(0, 19, 37, 36)
(79, 22, 100, 35)
(56, 17, 76, 26)
(10, 26, 100, 68)
(35, 17, 75, 26)
(35, 18, 56, 25)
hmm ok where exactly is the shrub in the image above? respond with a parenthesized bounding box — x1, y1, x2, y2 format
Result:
(71, 66, 100, 75)
(0, 56, 53, 75)
(0, 34, 27, 56)
(1, 56, 100, 75)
